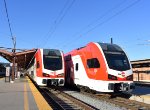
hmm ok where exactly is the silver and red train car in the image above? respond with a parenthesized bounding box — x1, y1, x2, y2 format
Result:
(27, 49, 65, 86)
(65, 42, 134, 93)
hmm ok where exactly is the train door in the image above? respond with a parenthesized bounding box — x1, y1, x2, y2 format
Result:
(33, 59, 36, 80)
(72, 55, 81, 85)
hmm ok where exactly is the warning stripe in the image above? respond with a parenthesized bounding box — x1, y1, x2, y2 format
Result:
(26, 76, 52, 110)
(24, 83, 29, 110)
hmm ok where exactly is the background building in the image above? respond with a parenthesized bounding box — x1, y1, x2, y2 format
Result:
(131, 59, 150, 82)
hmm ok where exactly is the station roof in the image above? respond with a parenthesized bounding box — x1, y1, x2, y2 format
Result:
(0, 49, 37, 70)
(131, 59, 150, 64)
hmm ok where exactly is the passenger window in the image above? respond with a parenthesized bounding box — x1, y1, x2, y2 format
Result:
(87, 58, 100, 68)
(75, 63, 78, 71)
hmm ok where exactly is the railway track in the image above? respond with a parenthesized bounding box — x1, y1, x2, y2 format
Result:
(28, 75, 150, 110)
(40, 86, 150, 110)
(28, 75, 96, 109)
(80, 91, 150, 110)
(40, 87, 97, 110)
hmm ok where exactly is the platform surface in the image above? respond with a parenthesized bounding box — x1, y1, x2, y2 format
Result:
(130, 85, 150, 104)
(0, 77, 52, 110)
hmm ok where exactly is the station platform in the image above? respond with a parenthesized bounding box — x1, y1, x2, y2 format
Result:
(134, 81, 150, 87)
(0, 76, 52, 110)
(130, 84, 150, 104)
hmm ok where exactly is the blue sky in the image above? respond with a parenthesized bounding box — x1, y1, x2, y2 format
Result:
(0, 0, 150, 63)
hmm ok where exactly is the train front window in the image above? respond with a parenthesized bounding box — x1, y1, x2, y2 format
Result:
(104, 52, 130, 71)
(98, 43, 130, 71)
(43, 49, 62, 70)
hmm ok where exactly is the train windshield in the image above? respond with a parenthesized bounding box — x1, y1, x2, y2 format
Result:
(98, 43, 130, 71)
(43, 49, 62, 71)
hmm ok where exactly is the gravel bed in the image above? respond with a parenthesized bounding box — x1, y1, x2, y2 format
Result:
(64, 90, 127, 110)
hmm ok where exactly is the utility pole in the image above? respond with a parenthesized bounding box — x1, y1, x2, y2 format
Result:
(3, 0, 16, 83)
(11, 37, 16, 83)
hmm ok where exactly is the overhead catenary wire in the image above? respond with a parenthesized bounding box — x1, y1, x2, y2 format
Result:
(44, 0, 75, 47)
(137, 39, 150, 46)
(55, 0, 127, 48)
(41, 0, 75, 48)
(60, 0, 141, 50)
(3, 0, 16, 49)
(3, 0, 13, 38)
(138, 43, 150, 45)
(82, 0, 141, 36)
(38, 0, 70, 48)
(3, 0, 16, 82)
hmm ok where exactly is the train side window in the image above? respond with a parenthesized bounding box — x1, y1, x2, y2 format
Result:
(87, 58, 100, 68)
(36, 61, 40, 68)
(75, 63, 78, 71)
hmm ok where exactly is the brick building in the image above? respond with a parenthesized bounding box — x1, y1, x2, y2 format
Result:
(131, 59, 150, 82)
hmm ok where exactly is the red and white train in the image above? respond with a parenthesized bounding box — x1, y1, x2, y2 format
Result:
(65, 42, 134, 93)
(27, 49, 65, 86)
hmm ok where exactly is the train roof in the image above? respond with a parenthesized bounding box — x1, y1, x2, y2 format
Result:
(97, 42, 123, 52)
(74, 42, 123, 52)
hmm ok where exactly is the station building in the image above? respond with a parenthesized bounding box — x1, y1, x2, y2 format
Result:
(131, 59, 150, 82)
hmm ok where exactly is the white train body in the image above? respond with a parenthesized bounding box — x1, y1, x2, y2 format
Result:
(27, 49, 65, 86)
(65, 42, 134, 92)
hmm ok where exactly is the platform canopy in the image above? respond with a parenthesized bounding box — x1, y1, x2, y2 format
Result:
(0, 49, 37, 70)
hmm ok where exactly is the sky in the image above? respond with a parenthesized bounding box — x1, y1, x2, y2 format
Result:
(0, 0, 150, 63)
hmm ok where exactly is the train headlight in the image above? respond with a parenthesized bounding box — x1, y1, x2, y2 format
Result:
(108, 74, 117, 80)
(126, 74, 133, 80)
(43, 73, 50, 77)
(57, 73, 64, 77)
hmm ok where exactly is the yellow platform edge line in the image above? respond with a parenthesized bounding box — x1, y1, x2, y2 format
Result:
(24, 83, 29, 110)
(26, 76, 52, 110)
